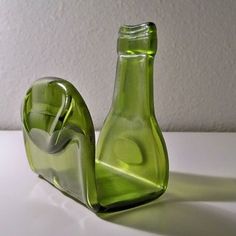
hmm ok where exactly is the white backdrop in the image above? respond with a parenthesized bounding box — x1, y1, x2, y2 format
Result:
(0, 0, 236, 131)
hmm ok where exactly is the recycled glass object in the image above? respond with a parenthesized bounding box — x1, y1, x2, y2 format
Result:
(21, 77, 98, 211)
(21, 22, 169, 213)
(96, 22, 169, 211)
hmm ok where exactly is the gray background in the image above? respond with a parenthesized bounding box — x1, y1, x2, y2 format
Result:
(1, 0, 236, 131)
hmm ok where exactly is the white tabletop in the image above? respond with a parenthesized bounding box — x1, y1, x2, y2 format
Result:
(1, 131, 236, 236)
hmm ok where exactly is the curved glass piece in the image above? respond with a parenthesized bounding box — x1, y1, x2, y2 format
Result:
(21, 77, 98, 211)
(96, 22, 169, 212)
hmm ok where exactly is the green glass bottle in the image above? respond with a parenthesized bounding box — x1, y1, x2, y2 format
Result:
(96, 22, 169, 211)
(21, 77, 98, 211)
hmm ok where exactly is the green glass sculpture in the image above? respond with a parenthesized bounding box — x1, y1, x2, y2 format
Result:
(96, 22, 169, 211)
(21, 77, 98, 211)
(21, 22, 168, 213)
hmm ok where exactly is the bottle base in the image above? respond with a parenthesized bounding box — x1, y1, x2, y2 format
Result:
(96, 161, 167, 212)
(97, 190, 165, 213)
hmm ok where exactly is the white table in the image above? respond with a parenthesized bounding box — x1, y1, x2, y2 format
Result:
(1, 131, 236, 236)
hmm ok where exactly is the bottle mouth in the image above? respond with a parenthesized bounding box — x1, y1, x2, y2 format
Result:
(119, 22, 156, 39)
(117, 22, 157, 55)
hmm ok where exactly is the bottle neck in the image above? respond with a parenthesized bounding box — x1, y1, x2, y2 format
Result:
(111, 53, 154, 117)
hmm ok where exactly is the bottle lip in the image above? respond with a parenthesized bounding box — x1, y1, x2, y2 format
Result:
(119, 22, 156, 39)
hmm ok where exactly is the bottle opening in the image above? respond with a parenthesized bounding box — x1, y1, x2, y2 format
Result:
(119, 22, 156, 39)
(117, 22, 157, 55)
